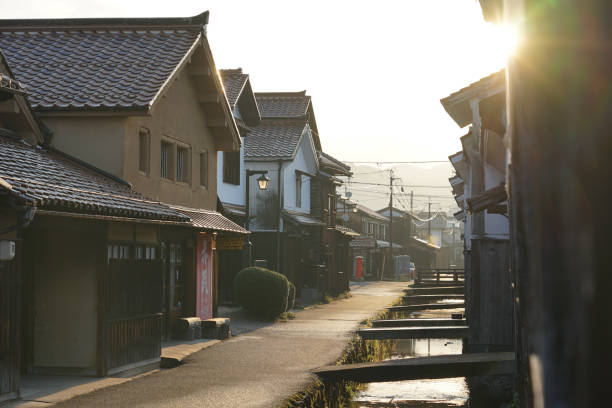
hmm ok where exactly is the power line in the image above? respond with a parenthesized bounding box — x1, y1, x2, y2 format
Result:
(347, 181, 452, 188)
(344, 160, 449, 164)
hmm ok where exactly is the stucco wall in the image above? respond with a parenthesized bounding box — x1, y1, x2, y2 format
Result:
(244, 160, 281, 231)
(217, 136, 246, 206)
(125, 72, 218, 210)
(31, 227, 98, 370)
(283, 130, 317, 214)
(45, 116, 126, 178)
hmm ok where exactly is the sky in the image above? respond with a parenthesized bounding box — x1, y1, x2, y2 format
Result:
(2, 0, 510, 165)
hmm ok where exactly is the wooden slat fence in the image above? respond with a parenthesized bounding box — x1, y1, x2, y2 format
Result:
(107, 314, 161, 370)
(107, 259, 162, 370)
(416, 268, 465, 285)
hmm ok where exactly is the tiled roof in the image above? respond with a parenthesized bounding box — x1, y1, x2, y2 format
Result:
(0, 21, 202, 111)
(441, 69, 505, 103)
(244, 121, 306, 159)
(349, 236, 376, 249)
(318, 151, 351, 176)
(282, 210, 325, 227)
(255, 91, 310, 118)
(0, 136, 188, 221)
(335, 225, 360, 237)
(170, 205, 249, 234)
(219, 68, 249, 109)
(343, 199, 389, 222)
(412, 236, 440, 250)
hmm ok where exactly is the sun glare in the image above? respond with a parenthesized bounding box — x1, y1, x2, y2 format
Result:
(498, 24, 521, 58)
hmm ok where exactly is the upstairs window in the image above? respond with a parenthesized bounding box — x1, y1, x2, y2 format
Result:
(296, 175, 302, 208)
(176, 146, 190, 183)
(161, 141, 173, 180)
(223, 151, 240, 185)
(138, 129, 150, 174)
(200, 151, 209, 188)
(327, 195, 335, 227)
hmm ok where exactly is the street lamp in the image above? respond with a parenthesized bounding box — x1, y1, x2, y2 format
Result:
(245, 170, 269, 231)
(245, 170, 269, 267)
(256, 173, 270, 190)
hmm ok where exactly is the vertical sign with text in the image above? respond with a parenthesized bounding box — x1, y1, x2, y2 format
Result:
(196, 232, 213, 319)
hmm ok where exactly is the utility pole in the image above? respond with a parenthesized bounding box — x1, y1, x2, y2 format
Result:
(427, 197, 432, 243)
(410, 190, 414, 213)
(388, 169, 399, 279)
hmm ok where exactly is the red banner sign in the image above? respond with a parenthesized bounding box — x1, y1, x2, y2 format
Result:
(196, 232, 213, 319)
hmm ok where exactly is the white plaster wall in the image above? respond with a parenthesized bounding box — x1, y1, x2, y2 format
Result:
(283, 129, 318, 214)
(484, 163, 510, 237)
(243, 160, 280, 231)
(217, 136, 246, 207)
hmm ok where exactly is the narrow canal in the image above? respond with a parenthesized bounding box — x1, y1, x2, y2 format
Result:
(351, 338, 467, 407)
(351, 306, 468, 408)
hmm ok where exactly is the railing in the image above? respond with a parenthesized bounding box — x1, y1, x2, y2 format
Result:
(107, 313, 162, 370)
(416, 268, 465, 285)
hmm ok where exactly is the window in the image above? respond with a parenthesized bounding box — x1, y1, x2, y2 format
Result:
(223, 151, 240, 185)
(200, 151, 208, 188)
(136, 245, 157, 260)
(296, 175, 302, 208)
(138, 129, 150, 174)
(176, 146, 190, 183)
(161, 141, 173, 179)
(327, 195, 335, 227)
(107, 244, 131, 261)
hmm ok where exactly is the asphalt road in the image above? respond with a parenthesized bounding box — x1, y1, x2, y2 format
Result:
(56, 281, 406, 408)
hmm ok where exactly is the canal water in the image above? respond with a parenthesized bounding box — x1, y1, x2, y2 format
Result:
(352, 307, 469, 408)
(350, 338, 467, 407)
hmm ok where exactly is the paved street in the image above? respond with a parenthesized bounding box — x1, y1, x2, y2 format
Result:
(54, 281, 405, 408)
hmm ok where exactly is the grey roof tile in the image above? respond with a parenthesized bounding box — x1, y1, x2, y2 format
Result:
(255, 91, 310, 118)
(0, 28, 200, 111)
(219, 68, 248, 109)
(244, 121, 306, 159)
(0, 136, 187, 221)
(170, 205, 248, 234)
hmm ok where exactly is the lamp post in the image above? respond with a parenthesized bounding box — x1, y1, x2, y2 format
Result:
(245, 169, 270, 266)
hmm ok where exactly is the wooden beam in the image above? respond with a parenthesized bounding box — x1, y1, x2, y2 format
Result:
(313, 352, 515, 383)
(404, 286, 465, 295)
(403, 294, 465, 303)
(358, 326, 468, 340)
(388, 302, 465, 313)
(372, 318, 467, 328)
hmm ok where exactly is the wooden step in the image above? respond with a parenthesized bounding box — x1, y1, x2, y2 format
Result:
(358, 326, 468, 340)
(402, 294, 465, 304)
(388, 302, 465, 312)
(404, 286, 465, 295)
(313, 352, 515, 383)
(372, 318, 466, 328)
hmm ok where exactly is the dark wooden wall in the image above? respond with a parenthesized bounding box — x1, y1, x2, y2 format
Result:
(506, 1, 612, 405)
(467, 238, 513, 352)
(0, 255, 19, 402)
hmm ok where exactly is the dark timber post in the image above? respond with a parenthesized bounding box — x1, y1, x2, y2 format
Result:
(388, 170, 393, 279)
(484, 1, 612, 404)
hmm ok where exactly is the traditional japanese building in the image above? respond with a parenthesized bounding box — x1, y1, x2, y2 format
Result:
(0, 50, 206, 400)
(0, 12, 248, 336)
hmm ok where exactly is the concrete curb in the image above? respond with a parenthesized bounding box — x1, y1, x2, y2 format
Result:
(160, 339, 222, 368)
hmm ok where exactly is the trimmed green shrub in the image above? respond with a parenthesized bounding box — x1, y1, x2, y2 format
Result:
(234, 267, 289, 319)
(286, 282, 296, 311)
